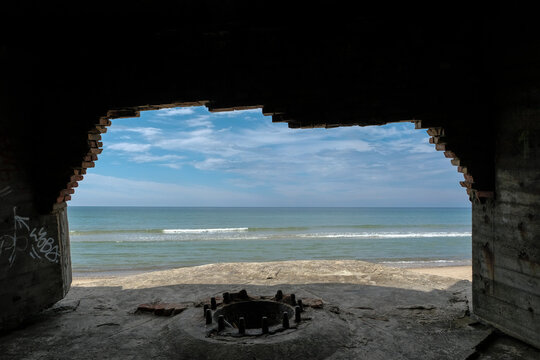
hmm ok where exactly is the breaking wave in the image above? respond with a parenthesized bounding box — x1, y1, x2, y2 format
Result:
(162, 228, 248, 234)
(298, 232, 471, 239)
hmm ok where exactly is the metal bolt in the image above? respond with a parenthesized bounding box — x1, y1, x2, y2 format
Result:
(295, 306, 301, 323)
(205, 309, 212, 325)
(223, 292, 231, 304)
(210, 297, 217, 310)
(282, 312, 290, 329)
(218, 315, 225, 331)
(297, 299, 304, 312)
(261, 316, 269, 334)
(275, 290, 283, 301)
(290, 293, 296, 306)
(203, 304, 209, 316)
(238, 317, 246, 334)
(239, 289, 248, 299)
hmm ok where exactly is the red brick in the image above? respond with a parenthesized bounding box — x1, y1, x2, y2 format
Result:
(136, 304, 156, 313)
(302, 298, 324, 308)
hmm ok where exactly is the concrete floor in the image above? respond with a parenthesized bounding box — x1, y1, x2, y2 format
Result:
(0, 261, 538, 359)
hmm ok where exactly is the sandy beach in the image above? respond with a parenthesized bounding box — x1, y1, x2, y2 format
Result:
(72, 263, 473, 286)
(407, 265, 472, 281)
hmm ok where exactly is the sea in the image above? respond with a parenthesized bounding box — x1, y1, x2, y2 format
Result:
(68, 207, 472, 276)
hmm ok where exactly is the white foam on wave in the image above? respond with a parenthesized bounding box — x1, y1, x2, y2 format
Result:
(298, 232, 471, 239)
(382, 260, 458, 264)
(379, 259, 472, 268)
(162, 227, 249, 234)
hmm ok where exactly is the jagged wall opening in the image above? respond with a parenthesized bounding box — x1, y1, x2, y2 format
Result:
(64, 106, 471, 276)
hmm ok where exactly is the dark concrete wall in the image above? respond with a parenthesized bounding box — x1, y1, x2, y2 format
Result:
(472, 66, 540, 347)
(0, 153, 71, 330)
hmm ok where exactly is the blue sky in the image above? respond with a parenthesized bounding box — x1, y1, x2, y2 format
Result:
(71, 106, 469, 207)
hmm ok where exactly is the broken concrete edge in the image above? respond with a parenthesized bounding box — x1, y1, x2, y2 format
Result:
(473, 313, 540, 350)
(136, 303, 190, 316)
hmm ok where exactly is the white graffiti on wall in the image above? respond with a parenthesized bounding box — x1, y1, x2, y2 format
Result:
(0, 207, 60, 267)
(0, 186, 12, 198)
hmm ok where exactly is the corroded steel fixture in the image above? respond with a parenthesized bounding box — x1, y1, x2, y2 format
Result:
(261, 316, 269, 334)
(238, 317, 246, 334)
(282, 312, 290, 329)
(175, 289, 347, 359)
(238, 289, 248, 299)
(295, 306, 301, 323)
(200, 289, 300, 336)
(218, 315, 225, 331)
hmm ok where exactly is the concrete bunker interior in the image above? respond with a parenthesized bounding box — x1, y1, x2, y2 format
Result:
(1, 1, 539, 358)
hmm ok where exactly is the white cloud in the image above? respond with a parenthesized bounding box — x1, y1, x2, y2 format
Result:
(125, 127, 162, 138)
(156, 108, 195, 116)
(130, 154, 185, 163)
(185, 116, 214, 128)
(108, 143, 152, 152)
(209, 108, 263, 116)
(193, 158, 230, 170)
(161, 163, 182, 169)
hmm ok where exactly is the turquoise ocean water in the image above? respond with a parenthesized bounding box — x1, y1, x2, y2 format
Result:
(68, 207, 471, 276)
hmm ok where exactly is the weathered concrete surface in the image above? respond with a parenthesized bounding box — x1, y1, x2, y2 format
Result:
(471, 66, 540, 349)
(0, 145, 71, 330)
(0, 261, 537, 359)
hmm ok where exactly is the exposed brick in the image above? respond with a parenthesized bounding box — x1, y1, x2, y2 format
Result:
(97, 118, 112, 126)
(107, 109, 140, 119)
(88, 133, 102, 141)
(89, 148, 103, 154)
(435, 143, 446, 151)
(67, 182, 79, 189)
(444, 150, 456, 158)
(61, 189, 75, 195)
(153, 304, 172, 316)
(302, 298, 324, 308)
(136, 304, 155, 313)
(427, 127, 444, 136)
